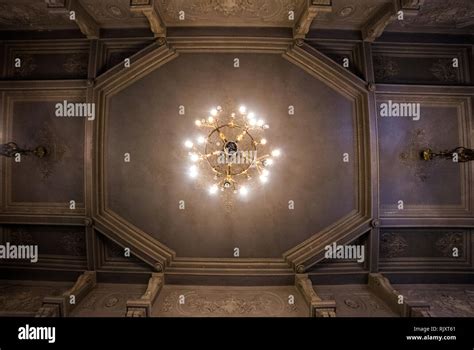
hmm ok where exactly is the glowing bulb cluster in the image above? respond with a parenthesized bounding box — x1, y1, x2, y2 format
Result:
(184, 104, 281, 197)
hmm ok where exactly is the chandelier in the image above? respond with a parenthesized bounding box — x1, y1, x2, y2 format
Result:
(422, 147, 474, 162)
(0, 142, 47, 158)
(184, 105, 281, 197)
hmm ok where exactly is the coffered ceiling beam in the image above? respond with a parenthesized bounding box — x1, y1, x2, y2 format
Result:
(362, 0, 424, 42)
(45, 0, 100, 39)
(130, 0, 166, 39)
(293, 0, 332, 40)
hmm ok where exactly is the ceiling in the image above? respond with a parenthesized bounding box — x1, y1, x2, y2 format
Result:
(105, 52, 358, 258)
(0, 0, 472, 34)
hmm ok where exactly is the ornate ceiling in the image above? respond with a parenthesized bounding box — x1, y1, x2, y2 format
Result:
(387, 0, 474, 33)
(0, 0, 472, 322)
(104, 50, 361, 259)
(0, 0, 472, 34)
(310, 0, 389, 30)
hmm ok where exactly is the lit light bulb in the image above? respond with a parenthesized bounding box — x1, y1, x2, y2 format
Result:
(260, 138, 267, 145)
(263, 124, 269, 129)
(257, 119, 264, 127)
(209, 184, 218, 195)
(190, 153, 199, 162)
(216, 106, 222, 111)
(247, 112, 255, 120)
(260, 174, 268, 183)
(208, 116, 214, 123)
(189, 165, 198, 178)
(239, 186, 249, 196)
(197, 136, 206, 144)
(195, 120, 202, 127)
(271, 149, 281, 157)
(184, 140, 193, 149)
(239, 105, 247, 114)
(264, 158, 274, 166)
(249, 119, 256, 126)
(210, 108, 218, 116)
(262, 169, 269, 177)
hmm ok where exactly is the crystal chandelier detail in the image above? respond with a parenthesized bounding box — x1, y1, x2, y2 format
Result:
(184, 105, 281, 197)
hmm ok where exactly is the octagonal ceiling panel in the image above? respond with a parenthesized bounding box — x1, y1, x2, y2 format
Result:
(104, 51, 358, 259)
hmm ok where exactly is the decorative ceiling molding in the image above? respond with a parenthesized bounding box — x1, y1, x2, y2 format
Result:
(0, 0, 74, 31)
(0, 0, 470, 35)
(1, 90, 86, 217)
(377, 94, 472, 219)
(155, 0, 305, 27)
(93, 41, 178, 270)
(80, 0, 147, 26)
(296, 274, 336, 317)
(46, 0, 100, 39)
(362, 0, 425, 42)
(167, 37, 293, 53)
(37, 271, 96, 317)
(293, 0, 332, 39)
(310, 0, 388, 31)
(387, 0, 473, 34)
(281, 43, 372, 272)
(368, 273, 433, 317)
(130, 0, 166, 38)
(361, 1, 399, 42)
(125, 273, 163, 317)
(66, 0, 99, 39)
(90, 37, 372, 274)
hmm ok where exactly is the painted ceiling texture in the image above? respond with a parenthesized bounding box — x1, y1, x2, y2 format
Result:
(0, 0, 473, 320)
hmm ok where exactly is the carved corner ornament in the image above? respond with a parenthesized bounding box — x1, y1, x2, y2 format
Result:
(362, 2, 399, 43)
(368, 273, 432, 317)
(47, 0, 99, 39)
(293, 0, 332, 40)
(367, 82, 376, 92)
(130, 0, 166, 38)
(154, 262, 164, 272)
(362, 0, 424, 42)
(126, 273, 164, 317)
(295, 274, 336, 317)
(84, 217, 94, 227)
(370, 219, 380, 228)
(36, 271, 97, 317)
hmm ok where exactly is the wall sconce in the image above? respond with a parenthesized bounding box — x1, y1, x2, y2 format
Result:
(422, 147, 474, 162)
(0, 142, 47, 158)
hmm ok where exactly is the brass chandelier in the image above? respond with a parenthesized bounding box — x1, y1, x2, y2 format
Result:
(422, 147, 474, 162)
(184, 105, 281, 197)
